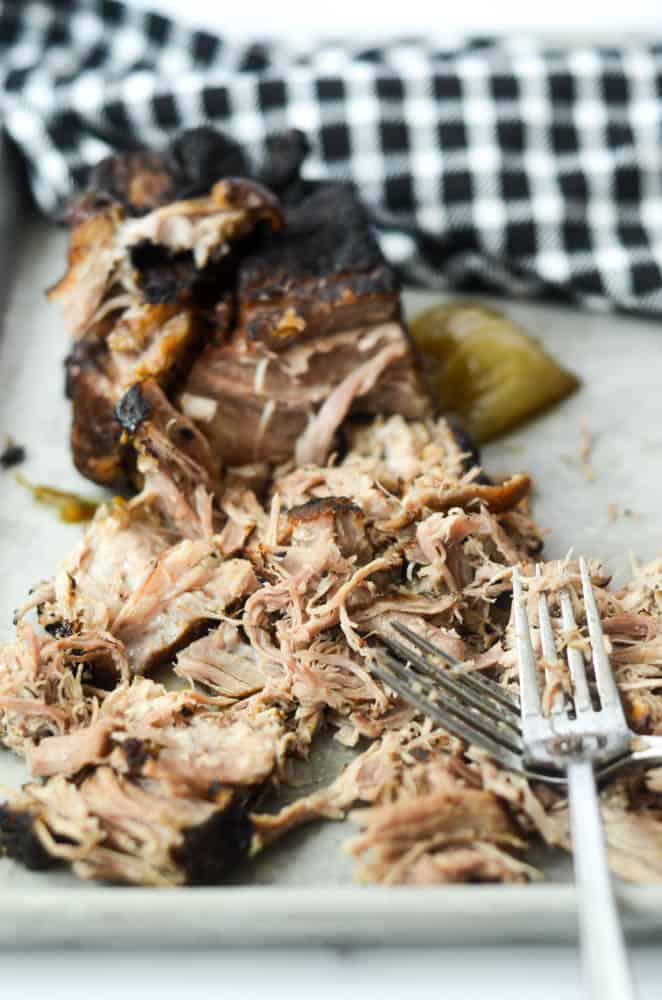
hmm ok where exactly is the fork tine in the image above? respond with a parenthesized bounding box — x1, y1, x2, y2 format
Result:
(536, 564, 565, 716)
(369, 653, 524, 770)
(559, 581, 593, 715)
(385, 629, 521, 727)
(381, 631, 521, 735)
(391, 621, 520, 713)
(579, 556, 623, 713)
(512, 566, 542, 718)
(379, 651, 522, 753)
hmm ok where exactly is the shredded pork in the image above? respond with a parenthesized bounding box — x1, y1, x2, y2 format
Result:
(7, 139, 662, 886)
(4, 405, 662, 887)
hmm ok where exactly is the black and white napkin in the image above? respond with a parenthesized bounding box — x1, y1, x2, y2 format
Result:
(2, 0, 662, 314)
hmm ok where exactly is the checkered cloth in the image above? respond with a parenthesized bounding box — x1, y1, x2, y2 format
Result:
(2, 1, 662, 314)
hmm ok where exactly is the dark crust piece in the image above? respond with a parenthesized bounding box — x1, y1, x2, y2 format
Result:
(69, 127, 307, 225)
(43, 621, 74, 638)
(166, 128, 249, 202)
(85, 128, 250, 218)
(0, 442, 26, 468)
(444, 414, 489, 483)
(288, 496, 362, 522)
(0, 791, 253, 885)
(236, 183, 400, 349)
(130, 242, 201, 305)
(242, 184, 390, 286)
(130, 242, 240, 308)
(120, 737, 157, 775)
(65, 334, 130, 488)
(0, 805, 61, 871)
(258, 130, 310, 199)
(66, 303, 225, 489)
(172, 798, 254, 885)
(115, 382, 152, 435)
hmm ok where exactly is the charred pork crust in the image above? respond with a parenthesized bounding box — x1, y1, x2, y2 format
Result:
(43, 620, 74, 638)
(86, 149, 176, 217)
(0, 805, 60, 871)
(115, 382, 152, 435)
(178, 173, 430, 466)
(0, 784, 253, 885)
(258, 130, 311, 199)
(444, 414, 483, 475)
(173, 798, 254, 885)
(286, 496, 370, 561)
(72, 127, 307, 222)
(130, 241, 200, 304)
(130, 242, 238, 307)
(66, 334, 131, 487)
(67, 335, 201, 490)
(236, 183, 400, 348)
(120, 737, 156, 774)
(115, 177, 283, 302)
(166, 128, 250, 202)
(85, 128, 251, 217)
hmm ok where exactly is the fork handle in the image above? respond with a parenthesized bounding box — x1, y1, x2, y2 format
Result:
(567, 758, 637, 1000)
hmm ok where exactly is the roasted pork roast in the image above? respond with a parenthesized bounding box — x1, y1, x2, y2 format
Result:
(55, 128, 429, 489)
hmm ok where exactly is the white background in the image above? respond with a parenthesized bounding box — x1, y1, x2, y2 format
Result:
(7, 1, 662, 996)
(127, 0, 662, 40)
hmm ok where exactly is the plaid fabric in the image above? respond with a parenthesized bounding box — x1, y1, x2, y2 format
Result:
(2, 1, 662, 313)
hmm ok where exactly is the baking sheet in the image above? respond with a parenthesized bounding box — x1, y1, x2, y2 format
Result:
(1, 209, 662, 946)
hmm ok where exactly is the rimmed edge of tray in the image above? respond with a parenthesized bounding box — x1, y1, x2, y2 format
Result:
(0, 884, 661, 948)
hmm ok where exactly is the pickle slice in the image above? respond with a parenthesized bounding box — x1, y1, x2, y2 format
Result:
(411, 302, 580, 443)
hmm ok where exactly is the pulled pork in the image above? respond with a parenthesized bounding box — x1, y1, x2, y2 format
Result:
(5, 406, 662, 888)
(7, 131, 662, 890)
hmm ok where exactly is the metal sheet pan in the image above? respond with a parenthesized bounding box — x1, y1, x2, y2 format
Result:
(1, 208, 662, 947)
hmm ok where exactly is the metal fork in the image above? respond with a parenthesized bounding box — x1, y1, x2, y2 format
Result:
(512, 558, 635, 999)
(370, 557, 655, 999)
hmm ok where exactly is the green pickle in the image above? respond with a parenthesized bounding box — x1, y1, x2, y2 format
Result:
(411, 302, 580, 443)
